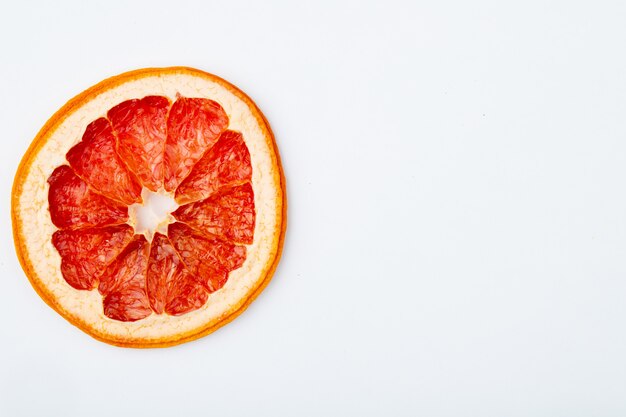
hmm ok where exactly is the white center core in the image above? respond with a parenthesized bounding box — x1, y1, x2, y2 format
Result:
(128, 188, 179, 241)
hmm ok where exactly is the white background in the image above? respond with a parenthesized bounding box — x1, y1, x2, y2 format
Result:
(1, 1, 626, 415)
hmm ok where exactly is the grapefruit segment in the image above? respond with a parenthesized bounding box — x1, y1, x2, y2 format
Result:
(164, 97, 229, 191)
(52, 225, 134, 290)
(165, 278, 209, 316)
(66, 117, 142, 205)
(168, 222, 246, 292)
(175, 130, 252, 204)
(48, 165, 129, 229)
(103, 290, 152, 323)
(98, 235, 152, 321)
(147, 233, 208, 315)
(173, 183, 255, 245)
(107, 96, 170, 191)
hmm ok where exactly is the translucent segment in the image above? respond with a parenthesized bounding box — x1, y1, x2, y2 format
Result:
(147, 233, 208, 315)
(102, 290, 152, 323)
(48, 165, 128, 229)
(165, 277, 209, 316)
(175, 130, 252, 204)
(52, 225, 134, 290)
(167, 222, 246, 292)
(163, 98, 228, 191)
(107, 96, 170, 191)
(98, 235, 151, 322)
(173, 183, 255, 244)
(66, 117, 142, 205)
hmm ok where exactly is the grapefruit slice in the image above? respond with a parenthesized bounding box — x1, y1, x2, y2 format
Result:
(12, 67, 286, 347)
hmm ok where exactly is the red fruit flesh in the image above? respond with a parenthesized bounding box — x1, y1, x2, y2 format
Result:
(66, 117, 142, 205)
(107, 96, 170, 191)
(174, 183, 255, 245)
(175, 130, 251, 204)
(98, 236, 152, 322)
(163, 98, 228, 191)
(52, 225, 134, 290)
(48, 165, 128, 229)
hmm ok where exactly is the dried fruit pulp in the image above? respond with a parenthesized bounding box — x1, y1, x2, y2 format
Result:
(49, 95, 255, 322)
(13, 67, 285, 348)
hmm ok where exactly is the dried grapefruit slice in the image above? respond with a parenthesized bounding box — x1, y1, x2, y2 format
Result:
(12, 67, 286, 347)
